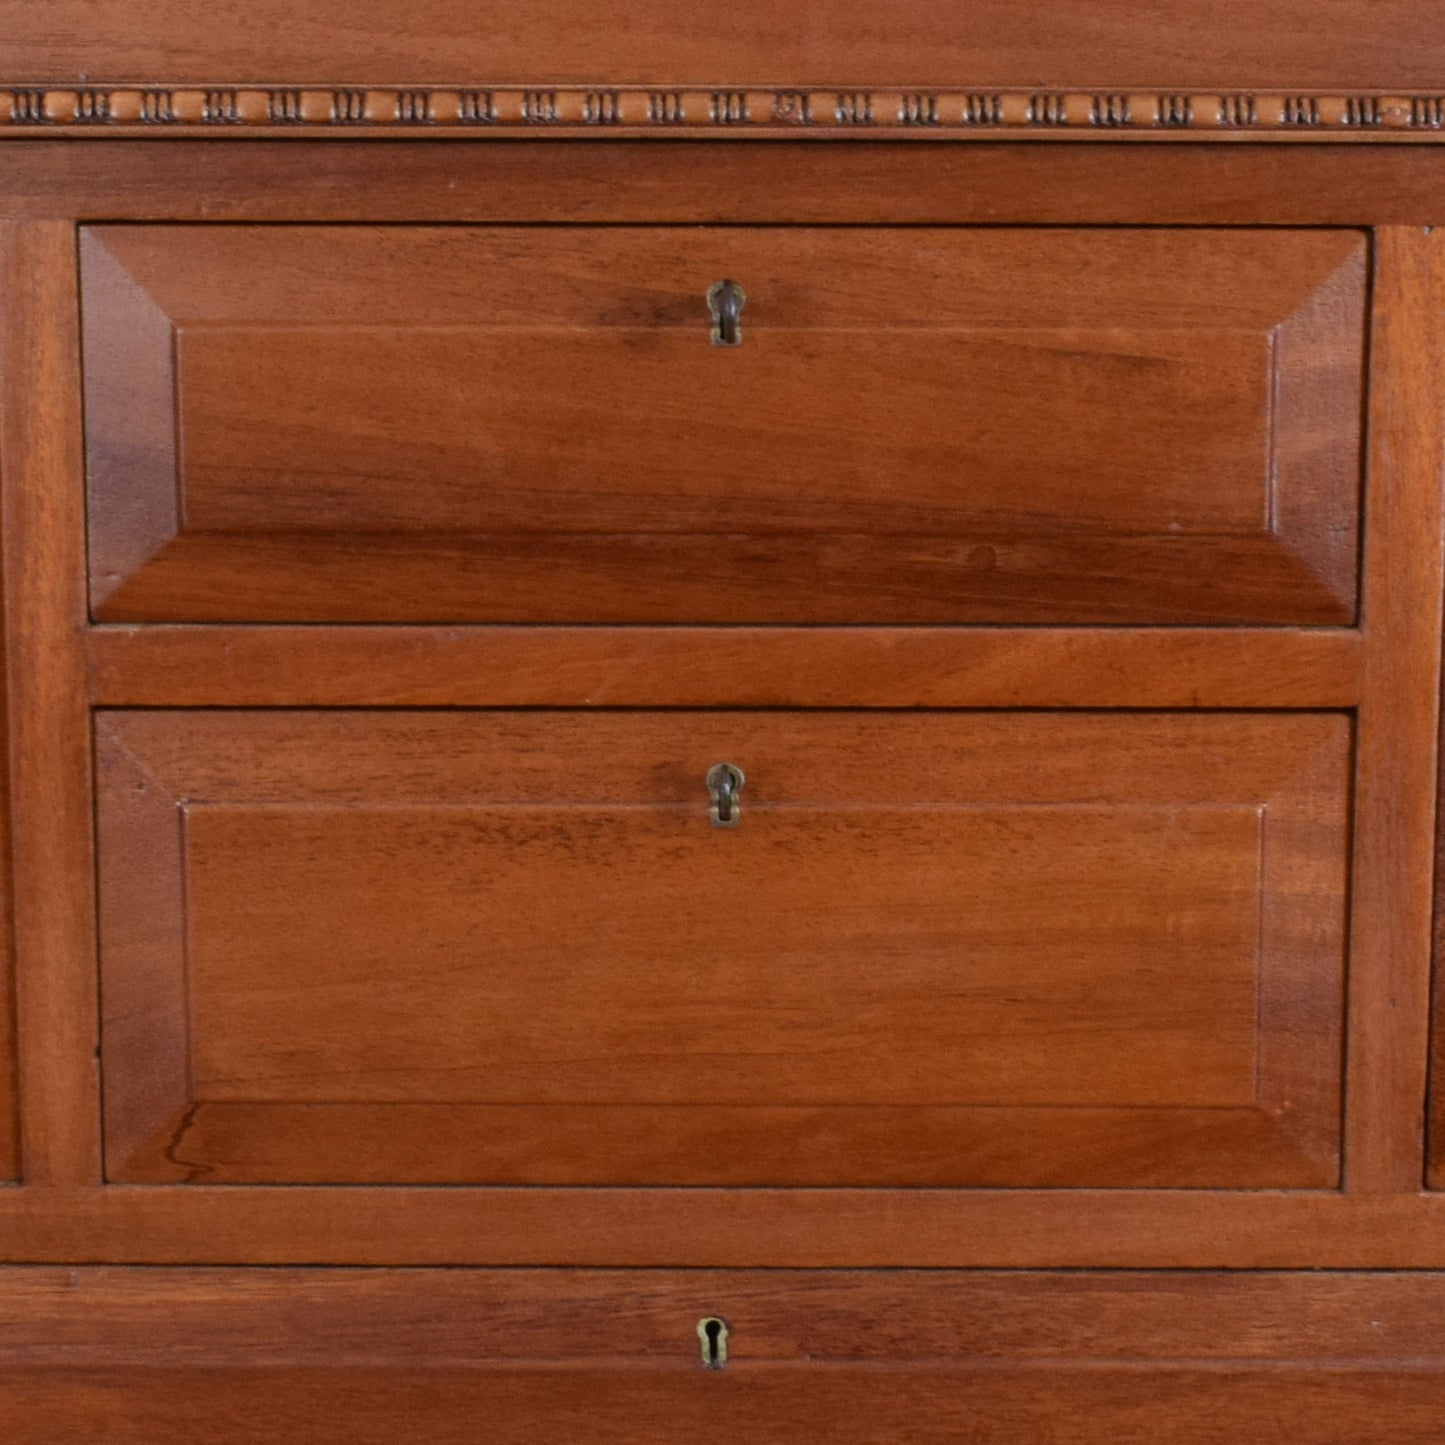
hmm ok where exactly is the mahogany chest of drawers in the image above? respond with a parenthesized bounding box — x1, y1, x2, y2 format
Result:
(6, 2, 1445, 1439)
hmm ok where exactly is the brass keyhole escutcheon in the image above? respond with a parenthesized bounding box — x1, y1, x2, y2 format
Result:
(697, 1316, 729, 1368)
(706, 763, 745, 827)
(707, 279, 745, 346)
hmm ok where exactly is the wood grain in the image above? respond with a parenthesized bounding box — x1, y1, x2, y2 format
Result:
(10, 1267, 1445, 1365)
(11, 1186, 1445, 1268)
(81, 224, 1365, 624)
(4, 1269, 1445, 1441)
(95, 710, 1348, 1188)
(0, 222, 101, 1187)
(10, 1365, 1445, 1445)
(0, 240, 15, 1181)
(1, 18, 1445, 1435)
(0, 67, 1438, 1351)
(83, 626, 1365, 710)
(1346, 228, 1445, 1193)
(11, 143, 1445, 227)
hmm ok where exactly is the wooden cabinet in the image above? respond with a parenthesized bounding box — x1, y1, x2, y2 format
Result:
(9, 3, 1445, 1440)
(81, 225, 1364, 623)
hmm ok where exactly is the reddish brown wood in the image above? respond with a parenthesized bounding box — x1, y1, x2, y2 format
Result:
(10, 144, 1445, 227)
(0, 245, 14, 1182)
(3, 0, 1445, 91)
(95, 710, 1348, 1188)
(12, 1365, 1445, 1445)
(11, 1267, 1445, 1365)
(3, 14, 1445, 1436)
(5, 1269, 1445, 1443)
(0, 110, 1444, 1445)
(1347, 228, 1445, 1193)
(1437, 685, 1445, 1180)
(13, 1186, 1445, 1268)
(83, 625, 1365, 709)
(0, 222, 101, 1188)
(81, 224, 1364, 624)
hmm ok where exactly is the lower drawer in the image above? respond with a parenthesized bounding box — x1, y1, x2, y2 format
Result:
(94, 709, 1350, 1189)
(1, 1269, 1442, 1443)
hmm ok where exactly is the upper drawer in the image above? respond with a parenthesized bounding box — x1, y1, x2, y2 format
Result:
(81, 225, 1365, 625)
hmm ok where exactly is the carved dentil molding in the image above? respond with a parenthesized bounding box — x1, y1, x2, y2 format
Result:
(3, 85, 1445, 136)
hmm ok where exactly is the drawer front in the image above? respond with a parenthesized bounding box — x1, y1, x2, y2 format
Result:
(5, 1269, 1445, 1445)
(96, 710, 1348, 1188)
(82, 226, 1364, 624)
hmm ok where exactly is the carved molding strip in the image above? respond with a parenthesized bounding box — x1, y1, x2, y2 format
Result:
(4, 85, 1445, 136)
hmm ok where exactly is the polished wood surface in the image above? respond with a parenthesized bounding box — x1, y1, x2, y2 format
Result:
(4, 130, 1445, 1445)
(6, 1269, 1445, 1442)
(84, 626, 1365, 709)
(96, 710, 1347, 1188)
(0, 149, 1431, 1267)
(9, 1359, 1445, 1444)
(82, 225, 1364, 624)
(0, 221, 100, 1189)
(5, 0, 1445, 93)
(1346, 228, 1445, 1191)
(18, 1186, 1445, 1269)
(14, 1267, 1445, 1364)
(15, 144, 1445, 227)
(4, 12, 1445, 1430)
(0, 238, 15, 1181)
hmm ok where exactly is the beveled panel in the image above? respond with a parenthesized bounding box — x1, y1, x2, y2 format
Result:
(82, 226, 1364, 623)
(96, 710, 1349, 1188)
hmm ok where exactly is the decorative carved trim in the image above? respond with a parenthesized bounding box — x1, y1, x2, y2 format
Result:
(4, 85, 1445, 136)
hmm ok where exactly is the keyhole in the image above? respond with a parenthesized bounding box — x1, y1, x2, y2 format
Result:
(697, 1316, 729, 1369)
(707, 279, 745, 347)
(706, 762, 745, 828)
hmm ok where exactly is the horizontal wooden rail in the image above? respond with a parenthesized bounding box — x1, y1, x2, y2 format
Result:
(85, 626, 1364, 709)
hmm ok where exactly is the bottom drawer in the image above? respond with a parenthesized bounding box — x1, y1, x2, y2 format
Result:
(1, 1269, 1443, 1442)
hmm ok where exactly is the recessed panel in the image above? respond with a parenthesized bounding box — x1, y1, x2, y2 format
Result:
(81, 226, 1365, 623)
(96, 711, 1349, 1187)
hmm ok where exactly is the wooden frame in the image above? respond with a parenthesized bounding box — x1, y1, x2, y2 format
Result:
(0, 145, 1441, 1265)
(13, 142, 1445, 227)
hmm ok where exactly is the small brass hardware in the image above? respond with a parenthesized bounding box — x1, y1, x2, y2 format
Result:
(706, 763, 745, 827)
(697, 1316, 729, 1369)
(707, 279, 745, 346)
